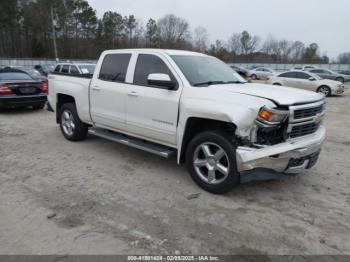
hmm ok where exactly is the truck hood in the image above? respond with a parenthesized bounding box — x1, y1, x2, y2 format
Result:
(213, 83, 324, 105)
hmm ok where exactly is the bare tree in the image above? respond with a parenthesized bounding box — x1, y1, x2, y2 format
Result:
(228, 33, 241, 55)
(193, 26, 208, 52)
(157, 14, 190, 48)
(239, 31, 260, 55)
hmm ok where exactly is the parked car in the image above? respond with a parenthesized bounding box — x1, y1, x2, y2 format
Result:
(54, 63, 96, 76)
(248, 67, 276, 80)
(0, 68, 47, 109)
(230, 65, 249, 77)
(34, 64, 54, 76)
(48, 49, 326, 194)
(266, 71, 345, 96)
(291, 65, 318, 71)
(19, 68, 47, 82)
(308, 69, 350, 83)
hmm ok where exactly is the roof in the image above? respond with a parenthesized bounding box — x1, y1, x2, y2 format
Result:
(102, 48, 208, 57)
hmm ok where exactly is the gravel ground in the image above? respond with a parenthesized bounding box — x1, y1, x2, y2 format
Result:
(0, 86, 349, 255)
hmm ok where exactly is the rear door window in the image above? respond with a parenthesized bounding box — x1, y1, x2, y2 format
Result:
(279, 72, 296, 78)
(61, 65, 69, 74)
(99, 54, 131, 82)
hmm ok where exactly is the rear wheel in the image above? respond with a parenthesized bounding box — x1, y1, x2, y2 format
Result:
(185, 131, 240, 194)
(317, 86, 331, 97)
(251, 74, 257, 80)
(59, 103, 88, 141)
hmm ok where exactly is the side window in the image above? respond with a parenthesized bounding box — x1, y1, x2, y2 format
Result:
(99, 54, 131, 82)
(279, 72, 296, 78)
(70, 66, 79, 75)
(296, 72, 310, 79)
(133, 54, 177, 88)
(61, 65, 69, 74)
(54, 65, 61, 73)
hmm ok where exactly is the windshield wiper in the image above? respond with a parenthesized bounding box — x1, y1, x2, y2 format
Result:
(193, 80, 246, 87)
(193, 81, 225, 87)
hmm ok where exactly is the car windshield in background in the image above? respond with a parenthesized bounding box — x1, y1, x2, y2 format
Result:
(78, 65, 95, 74)
(0, 72, 33, 80)
(171, 55, 246, 86)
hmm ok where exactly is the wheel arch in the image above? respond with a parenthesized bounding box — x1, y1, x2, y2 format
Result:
(178, 117, 237, 164)
(56, 93, 76, 123)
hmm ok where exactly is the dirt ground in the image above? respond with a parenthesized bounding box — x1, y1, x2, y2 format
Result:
(0, 85, 350, 255)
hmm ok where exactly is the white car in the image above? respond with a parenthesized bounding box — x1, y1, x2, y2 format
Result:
(248, 67, 276, 80)
(266, 71, 345, 97)
(48, 49, 326, 194)
(53, 63, 96, 75)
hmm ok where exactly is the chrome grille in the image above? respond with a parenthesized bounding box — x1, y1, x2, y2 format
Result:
(288, 101, 325, 139)
(293, 105, 324, 120)
(290, 123, 320, 138)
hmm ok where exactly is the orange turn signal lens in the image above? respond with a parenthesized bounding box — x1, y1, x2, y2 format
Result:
(259, 110, 274, 121)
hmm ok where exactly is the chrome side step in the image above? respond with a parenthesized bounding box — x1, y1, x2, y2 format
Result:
(88, 128, 176, 158)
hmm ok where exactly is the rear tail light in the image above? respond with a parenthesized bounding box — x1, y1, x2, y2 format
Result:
(266, 76, 271, 81)
(0, 84, 14, 95)
(41, 80, 49, 94)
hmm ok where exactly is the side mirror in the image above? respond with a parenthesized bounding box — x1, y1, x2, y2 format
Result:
(309, 77, 316, 81)
(147, 73, 176, 90)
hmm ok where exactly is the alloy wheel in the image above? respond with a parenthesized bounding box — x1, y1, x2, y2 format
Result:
(193, 142, 230, 185)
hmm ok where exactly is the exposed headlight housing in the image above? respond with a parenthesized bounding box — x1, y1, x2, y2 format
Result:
(257, 106, 289, 125)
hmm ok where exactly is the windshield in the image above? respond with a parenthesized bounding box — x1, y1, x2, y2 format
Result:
(78, 64, 95, 74)
(171, 55, 246, 86)
(0, 72, 33, 80)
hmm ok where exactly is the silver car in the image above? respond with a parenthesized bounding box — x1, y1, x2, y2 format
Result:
(248, 67, 276, 80)
(266, 71, 345, 97)
(308, 69, 350, 83)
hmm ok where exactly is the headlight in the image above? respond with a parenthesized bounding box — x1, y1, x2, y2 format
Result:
(257, 106, 289, 125)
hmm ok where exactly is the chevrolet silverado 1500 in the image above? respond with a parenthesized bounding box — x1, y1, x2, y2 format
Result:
(48, 49, 326, 194)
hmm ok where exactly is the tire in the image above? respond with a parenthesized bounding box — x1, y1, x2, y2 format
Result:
(251, 74, 257, 80)
(273, 83, 282, 86)
(59, 103, 88, 141)
(317, 86, 332, 97)
(32, 103, 46, 110)
(335, 77, 344, 83)
(185, 130, 240, 194)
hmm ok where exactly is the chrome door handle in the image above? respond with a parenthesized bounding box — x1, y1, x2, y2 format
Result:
(92, 86, 102, 91)
(128, 91, 139, 97)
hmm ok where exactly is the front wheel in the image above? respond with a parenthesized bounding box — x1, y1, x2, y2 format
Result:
(317, 86, 331, 97)
(185, 131, 240, 194)
(251, 74, 257, 80)
(59, 103, 88, 141)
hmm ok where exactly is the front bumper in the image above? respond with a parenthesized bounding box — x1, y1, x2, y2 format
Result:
(236, 126, 326, 174)
(0, 94, 47, 108)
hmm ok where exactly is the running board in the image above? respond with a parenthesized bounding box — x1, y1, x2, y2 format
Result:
(88, 128, 176, 158)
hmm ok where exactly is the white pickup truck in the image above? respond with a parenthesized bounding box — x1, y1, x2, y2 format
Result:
(48, 49, 326, 194)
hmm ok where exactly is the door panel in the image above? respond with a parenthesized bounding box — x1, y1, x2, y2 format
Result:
(126, 53, 181, 146)
(90, 53, 132, 131)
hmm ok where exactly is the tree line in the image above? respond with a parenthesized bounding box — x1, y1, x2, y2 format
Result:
(0, 0, 349, 64)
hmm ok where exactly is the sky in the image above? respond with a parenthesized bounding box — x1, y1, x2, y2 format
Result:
(87, 0, 350, 59)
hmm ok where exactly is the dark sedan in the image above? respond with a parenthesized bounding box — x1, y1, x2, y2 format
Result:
(0, 69, 47, 109)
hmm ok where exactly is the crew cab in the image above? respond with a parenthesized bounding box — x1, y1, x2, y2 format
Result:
(48, 49, 326, 194)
